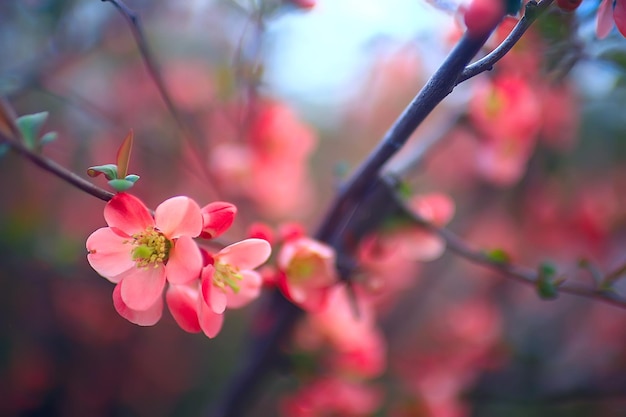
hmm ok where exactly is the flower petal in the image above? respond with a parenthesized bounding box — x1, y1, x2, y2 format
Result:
(614, 0, 626, 36)
(155, 196, 202, 239)
(198, 299, 224, 338)
(86, 227, 134, 282)
(597, 0, 615, 39)
(200, 202, 237, 239)
(113, 283, 163, 326)
(166, 235, 203, 284)
(201, 266, 227, 314)
(104, 193, 154, 234)
(166, 284, 201, 333)
(120, 265, 166, 311)
(217, 238, 271, 270)
(226, 270, 262, 309)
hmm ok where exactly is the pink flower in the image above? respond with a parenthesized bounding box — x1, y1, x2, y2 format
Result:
(86, 193, 203, 325)
(199, 201, 237, 239)
(277, 237, 338, 311)
(597, 0, 626, 39)
(166, 238, 271, 338)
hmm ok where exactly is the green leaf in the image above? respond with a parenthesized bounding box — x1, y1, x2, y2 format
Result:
(87, 164, 118, 180)
(124, 174, 140, 183)
(116, 130, 134, 179)
(16, 112, 49, 150)
(484, 248, 511, 264)
(536, 262, 559, 300)
(108, 178, 136, 192)
(39, 131, 57, 145)
(0, 143, 9, 158)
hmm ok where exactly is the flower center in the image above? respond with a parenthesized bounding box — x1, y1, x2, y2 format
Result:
(128, 227, 171, 268)
(213, 262, 243, 293)
(286, 253, 320, 283)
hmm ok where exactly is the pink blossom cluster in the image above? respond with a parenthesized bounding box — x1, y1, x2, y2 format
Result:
(86, 193, 271, 338)
(274, 193, 456, 415)
(468, 18, 579, 186)
(210, 99, 317, 219)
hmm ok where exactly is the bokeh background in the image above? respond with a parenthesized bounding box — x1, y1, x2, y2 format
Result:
(3, 0, 626, 416)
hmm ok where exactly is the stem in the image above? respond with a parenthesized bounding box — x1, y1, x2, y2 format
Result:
(1, 131, 114, 202)
(457, 0, 555, 84)
(101, 0, 219, 197)
(315, 30, 492, 243)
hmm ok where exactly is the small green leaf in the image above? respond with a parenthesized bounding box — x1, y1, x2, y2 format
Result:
(124, 174, 140, 183)
(537, 262, 559, 300)
(116, 130, 134, 179)
(16, 112, 49, 150)
(87, 164, 118, 180)
(0, 143, 9, 158)
(39, 131, 57, 145)
(108, 178, 136, 192)
(484, 248, 511, 264)
(397, 181, 412, 199)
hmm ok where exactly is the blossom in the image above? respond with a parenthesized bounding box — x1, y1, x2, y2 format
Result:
(86, 193, 203, 325)
(597, 0, 626, 39)
(277, 236, 338, 311)
(167, 238, 271, 338)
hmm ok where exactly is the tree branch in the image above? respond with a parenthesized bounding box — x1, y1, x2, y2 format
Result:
(0, 130, 114, 202)
(457, 0, 555, 84)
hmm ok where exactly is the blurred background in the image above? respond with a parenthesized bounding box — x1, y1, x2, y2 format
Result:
(3, 0, 626, 416)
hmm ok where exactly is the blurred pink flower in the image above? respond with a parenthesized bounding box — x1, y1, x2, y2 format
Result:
(280, 376, 382, 417)
(167, 239, 271, 338)
(597, 0, 626, 38)
(86, 193, 203, 325)
(277, 237, 338, 311)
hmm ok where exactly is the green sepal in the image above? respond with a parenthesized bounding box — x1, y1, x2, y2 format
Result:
(16, 112, 49, 150)
(484, 248, 511, 264)
(108, 178, 137, 192)
(87, 164, 118, 180)
(536, 262, 559, 300)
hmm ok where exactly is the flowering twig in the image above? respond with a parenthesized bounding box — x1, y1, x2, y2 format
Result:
(0, 129, 114, 202)
(212, 16, 505, 417)
(403, 194, 626, 309)
(457, 0, 555, 84)
(101, 0, 219, 196)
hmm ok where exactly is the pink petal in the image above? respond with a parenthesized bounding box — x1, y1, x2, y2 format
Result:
(166, 236, 203, 284)
(200, 202, 237, 239)
(399, 231, 446, 261)
(104, 193, 154, 235)
(120, 265, 166, 311)
(614, 0, 626, 36)
(155, 196, 202, 239)
(198, 299, 224, 338)
(200, 266, 227, 314)
(86, 227, 134, 282)
(113, 283, 163, 326)
(226, 270, 262, 309)
(217, 238, 271, 270)
(166, 284, 201, 333)
(597, 0, 615, 39)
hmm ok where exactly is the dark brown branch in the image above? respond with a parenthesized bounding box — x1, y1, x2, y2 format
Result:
(457, 0, 555, 84)
(411, 206, 626, 309)
(101, 0, 219, 197)
(0, 131, 114, 202)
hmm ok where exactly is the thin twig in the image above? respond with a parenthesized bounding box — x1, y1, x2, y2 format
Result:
(411, 208, 626, 309)
(101, 0, 219, 197)
(457, 0, 555, 84)
(0, 131, 114, 202)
